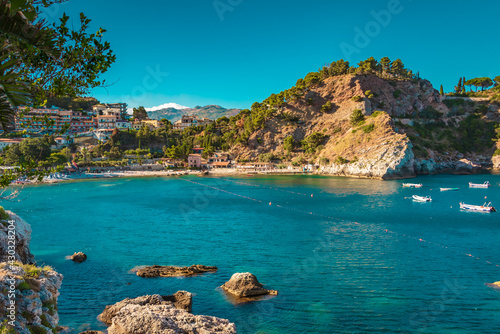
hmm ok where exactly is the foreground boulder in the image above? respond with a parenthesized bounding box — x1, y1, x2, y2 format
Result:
(135, 264, 217, 278)
(221, 272, 278, 297)
(99, 294, 236, 334)
(69, 252, 87, 263)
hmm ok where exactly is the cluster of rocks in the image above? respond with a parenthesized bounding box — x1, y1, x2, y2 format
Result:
(1, 210, 280, 334)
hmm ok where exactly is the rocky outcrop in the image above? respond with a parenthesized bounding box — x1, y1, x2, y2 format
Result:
(320, 134, 415, 179)
(99, 294, 236, 334)
(0, 262, 63, 334)
(221, 272, 278, 298)
(134, 264, 217, 278)
(69, 252, 87, 263)
(0, 210, 35, 264)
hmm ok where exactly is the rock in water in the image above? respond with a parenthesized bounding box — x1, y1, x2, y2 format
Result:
(135, 264, 217, 278)
(99, 294, 236, 334)
(221, 272, 278, 297)
(70, 252, 87, 263)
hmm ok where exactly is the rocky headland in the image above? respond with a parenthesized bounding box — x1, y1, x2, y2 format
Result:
(226, 71, 500, 179)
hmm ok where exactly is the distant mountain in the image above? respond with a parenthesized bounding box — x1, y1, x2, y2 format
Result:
(146, 104, 241, 122)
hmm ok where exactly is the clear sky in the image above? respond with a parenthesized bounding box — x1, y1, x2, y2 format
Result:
(41, 0, 500, 110)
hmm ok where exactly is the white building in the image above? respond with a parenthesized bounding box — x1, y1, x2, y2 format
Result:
(115, 120, 131, 129)
(0, 138, 23, 150)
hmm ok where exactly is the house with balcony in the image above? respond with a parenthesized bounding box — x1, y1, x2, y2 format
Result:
(187, 154, 202, 168)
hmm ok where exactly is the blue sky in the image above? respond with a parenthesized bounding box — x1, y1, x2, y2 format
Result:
(42, 0, 499, 110)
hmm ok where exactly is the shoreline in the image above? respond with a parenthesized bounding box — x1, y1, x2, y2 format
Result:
(9, 167, 500, 187)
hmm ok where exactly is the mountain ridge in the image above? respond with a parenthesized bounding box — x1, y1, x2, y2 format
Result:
(147, 104, 240, 122)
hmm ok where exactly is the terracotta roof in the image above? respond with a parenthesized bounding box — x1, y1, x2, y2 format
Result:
(211, 161, 230, 166)
(0, 138, 23, 143)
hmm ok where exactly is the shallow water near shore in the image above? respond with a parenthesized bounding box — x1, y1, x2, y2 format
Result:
(7, 174, 500, 333)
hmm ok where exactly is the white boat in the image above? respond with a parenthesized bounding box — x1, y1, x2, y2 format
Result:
(412, 195, 431, 202)
(440, 187, 459, 191)
(469, 181, 490, 188)
(403, 183, 423, 188)
(459, 202, 496, 212)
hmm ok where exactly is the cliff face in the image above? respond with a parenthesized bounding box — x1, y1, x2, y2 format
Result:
(230, 74, 499, 178)
(0, 211, 64, 334)
(0, 263, 63, 334)
(0, 211, 35, 264)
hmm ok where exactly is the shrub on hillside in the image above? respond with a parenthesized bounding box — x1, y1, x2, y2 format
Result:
(321, 101, 333, 112)
(350, 109, 365, 125)
(351, 95, 363, 102)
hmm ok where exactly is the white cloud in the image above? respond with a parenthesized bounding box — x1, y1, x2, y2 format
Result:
(145, 102, 190, 111)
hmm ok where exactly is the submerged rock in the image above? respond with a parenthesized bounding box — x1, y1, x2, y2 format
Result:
(69, 252, 87, 263)
(99, 294, 236, 334)
(486, 281, 500, 290)
(135, 264, 217, 278)
(221, 272, 278, 297)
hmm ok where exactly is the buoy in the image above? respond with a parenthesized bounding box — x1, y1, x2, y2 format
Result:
(269, 202, 272, 205)
(311, 194, 313, 197)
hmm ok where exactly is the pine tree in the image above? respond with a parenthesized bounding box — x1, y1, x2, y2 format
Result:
(440, 85, 444, 95)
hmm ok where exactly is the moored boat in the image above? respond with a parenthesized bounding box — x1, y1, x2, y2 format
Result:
(402, 183, 423, 188)
(440, 187, 459, 191)
(412, 195, 432, 202)
(469, 181, 490, 188)
(459, 202, 496, 212)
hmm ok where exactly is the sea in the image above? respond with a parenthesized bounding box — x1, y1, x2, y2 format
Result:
(6, 174, 500, 333)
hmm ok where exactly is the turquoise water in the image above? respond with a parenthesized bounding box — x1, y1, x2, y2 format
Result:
(6, 174, 500, 333)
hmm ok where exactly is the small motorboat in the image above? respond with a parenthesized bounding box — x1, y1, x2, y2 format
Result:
(403, 183, 423, 188)
(440, 187, 459, 191)
(469, 181, 490, 188)
(460, 202, 496, 212)
(459, 202, 496, 212)
(412, 195, 432, 202)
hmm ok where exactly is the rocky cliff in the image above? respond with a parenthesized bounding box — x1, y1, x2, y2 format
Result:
(230, 73, 500, 179)
(0, 262, 63, 334)
(0, 210, 64, 334)
(0, 210, 35, 264)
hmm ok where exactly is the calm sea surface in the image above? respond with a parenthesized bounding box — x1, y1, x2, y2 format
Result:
(6, 174, 500, 333)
